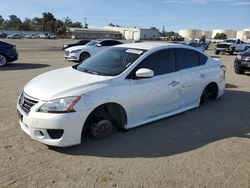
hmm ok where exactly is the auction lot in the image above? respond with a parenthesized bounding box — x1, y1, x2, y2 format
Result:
(0, 39, 250, 188)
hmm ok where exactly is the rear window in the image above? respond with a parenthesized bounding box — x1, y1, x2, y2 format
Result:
(175, 48, 200, 70)
(198, 52, 208, 65)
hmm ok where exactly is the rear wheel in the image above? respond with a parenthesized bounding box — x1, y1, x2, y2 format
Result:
(215, 50, 220, 55)
(200, 83, 218, 105)
(0, 54, 7, 67)
(79, 52, 90, 62)
(229, 47, 235, 55)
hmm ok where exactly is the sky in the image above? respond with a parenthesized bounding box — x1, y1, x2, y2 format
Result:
(0, 0, 249, 31)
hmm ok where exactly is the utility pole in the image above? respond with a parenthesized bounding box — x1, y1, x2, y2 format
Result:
(84, 17, 88, 29)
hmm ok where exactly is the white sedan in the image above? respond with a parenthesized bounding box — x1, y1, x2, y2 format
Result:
(64, 39, 123, 62)
(17, 43, 226, 147)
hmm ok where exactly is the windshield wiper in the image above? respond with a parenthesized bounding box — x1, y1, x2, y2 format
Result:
(78, 68, 100, 75)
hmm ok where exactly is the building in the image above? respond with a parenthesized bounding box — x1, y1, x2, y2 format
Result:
(179, 29, 202, 40)
(103, 26, 160, 40)
(212, 29, 236, 39)
(68, 28, 122, 39)
(236, 31, 250, 40)
(202, 31, 212, 39)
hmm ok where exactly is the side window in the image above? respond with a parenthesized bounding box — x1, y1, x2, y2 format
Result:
(134, 49, 175, 76)
(100, 40, 122, 46)
(175, 48, 200, 70)
(197, 52, 208, 65)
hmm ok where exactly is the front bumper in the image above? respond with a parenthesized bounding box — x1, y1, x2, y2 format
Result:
(64, 52, 80, 61)
(235, 59, 250, 71)
(17, 103, 89, 147)
(215, 47, 231, 53)
(8, 52, 18, 62)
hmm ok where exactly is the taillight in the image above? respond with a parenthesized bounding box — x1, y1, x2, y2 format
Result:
(220, 65, 226, 73)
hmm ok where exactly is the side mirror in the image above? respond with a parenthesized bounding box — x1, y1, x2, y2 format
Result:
(96, 43, 102, 47)
(135, 68, 154, 78)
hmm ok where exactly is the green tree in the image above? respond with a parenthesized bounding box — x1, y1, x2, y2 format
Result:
(31, 17, 43, 31)
(42, 12, 56, 32)
(214, 33, 227, 39)
(18, 18, 32, 31)
(6, 15, 22, 30)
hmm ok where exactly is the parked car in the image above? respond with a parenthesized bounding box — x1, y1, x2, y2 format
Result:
(25, 34, 38, 39)
(39, 33, 56, 39)
(62, 39, 91, 49)
(48, 34, 57, 39)
(185, 42, 205, 52)
(0, 32, 7, 38)
(17, 42, 225, 147)
(0, 41, 18, 67)
(215, 39, 250, 55)
(234, 48, 250, 74)
(170, 41, 205, 52)
(7, 33, 21, 39)
(64, 39, 123, 62)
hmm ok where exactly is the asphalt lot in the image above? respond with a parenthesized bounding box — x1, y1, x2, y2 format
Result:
(0, 39, 250, 188)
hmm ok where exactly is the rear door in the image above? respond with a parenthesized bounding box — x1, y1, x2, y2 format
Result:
(175, 48, 207, 108)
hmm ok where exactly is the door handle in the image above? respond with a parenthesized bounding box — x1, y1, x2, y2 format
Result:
(182, 82, 193, 88)
(168, 81, 180, 86)
(199, 74, 207, 79)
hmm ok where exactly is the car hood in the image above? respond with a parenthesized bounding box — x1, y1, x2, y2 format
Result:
(66, 45, 90, 52)
(24, 67, 111, 101)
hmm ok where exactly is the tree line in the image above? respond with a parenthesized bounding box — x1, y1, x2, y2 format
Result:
(0, 12, 84, 36)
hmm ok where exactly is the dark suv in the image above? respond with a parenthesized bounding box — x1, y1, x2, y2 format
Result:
(0, 41, 18, 67)
(234, 48, 250, 74)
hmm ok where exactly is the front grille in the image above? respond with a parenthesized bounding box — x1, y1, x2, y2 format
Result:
(217, 44, 230, 48)
(65, 50, 70, 56)
(242, 56, 250, 62)
(19, 92, 38, 113)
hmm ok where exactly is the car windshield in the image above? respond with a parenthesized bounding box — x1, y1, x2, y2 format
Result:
(85, 40, 100, 46)
(76, 47, 146, 76)
(224, 39, 236, 43)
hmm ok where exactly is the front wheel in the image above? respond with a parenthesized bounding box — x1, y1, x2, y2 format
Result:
(215, 50, 220, 55)
(91, 120, 114, 139)
(79, 52, 90, 62)
(0, 54, 7, 67)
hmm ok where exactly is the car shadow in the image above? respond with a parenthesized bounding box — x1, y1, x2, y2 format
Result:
(0, 62, 50, 70)
(51, 90, 250, 158)
(225, 83, 238, 88)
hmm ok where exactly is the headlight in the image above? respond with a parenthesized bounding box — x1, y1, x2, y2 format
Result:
(236, 54, 242, 60)
(38, 96, 81, 113)
(71, 49, 81, 53)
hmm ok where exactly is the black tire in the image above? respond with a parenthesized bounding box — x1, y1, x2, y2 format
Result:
(79, 52, 90, 62)
(91, 120, 113, 139)
(0, 54, 7, 67)
(229, 47, 235, 55)
(200, 84, 218, 105)
(215, 50, 220, 55)
(234, 63, 245, 75)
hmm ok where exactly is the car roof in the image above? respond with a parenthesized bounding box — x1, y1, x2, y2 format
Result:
(114, 42, 188, 50)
